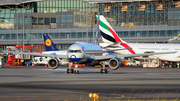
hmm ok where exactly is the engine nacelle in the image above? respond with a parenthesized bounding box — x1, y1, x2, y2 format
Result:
(48, 58, 59, 69)
(109, 58, 121, 70)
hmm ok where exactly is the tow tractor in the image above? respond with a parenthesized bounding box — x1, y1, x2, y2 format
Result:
(142, 58, 172, 68)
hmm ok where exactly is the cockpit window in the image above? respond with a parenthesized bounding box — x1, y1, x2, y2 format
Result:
(76, 50, 82, 53)
(68, 50, 73, 53)
(68, 50, 82, 53)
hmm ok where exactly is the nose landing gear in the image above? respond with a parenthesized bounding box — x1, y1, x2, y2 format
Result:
(74, 69, 79, 74)
(67, 62, 79, 74)
(74, 64, 79, 74)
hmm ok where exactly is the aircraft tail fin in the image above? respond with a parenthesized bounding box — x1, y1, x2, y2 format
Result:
(97, 15, 136, 54)
(97, 15, 126, 44)
(43, 34, 59, 51)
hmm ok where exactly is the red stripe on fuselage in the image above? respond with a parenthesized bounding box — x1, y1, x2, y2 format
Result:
(121, 43, 136, 54)
(108, 26, 136, 54)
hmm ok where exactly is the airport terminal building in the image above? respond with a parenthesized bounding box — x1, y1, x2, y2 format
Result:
(1, 0, 180, 52)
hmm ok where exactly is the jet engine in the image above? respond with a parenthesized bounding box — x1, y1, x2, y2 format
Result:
(48, 58, 59, 69)
(109, 58, 121, 70)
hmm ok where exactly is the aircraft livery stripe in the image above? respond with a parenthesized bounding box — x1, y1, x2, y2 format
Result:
(99, 19, 110, 33)
(99, 18, 136, 54)
(99, 18, 121, 42)
(100, 30, 116, 42)
(121, 43, 136, 54)
(107, 26, 136, 54)
(107, 26, 122, 42)
(100, 30, 136, 54)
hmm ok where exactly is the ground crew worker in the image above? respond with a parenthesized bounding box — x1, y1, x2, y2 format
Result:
(154, 57, 157, 63)
(154, 57, 157, 60)
(162, 61, 166, 67)
(177, 63, 179, 68)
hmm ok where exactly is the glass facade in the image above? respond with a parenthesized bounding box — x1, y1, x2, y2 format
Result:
(0, 3, 35, 30)
(0, 27, 179, 41)
(98, 1, 178, 27)
(1, 0, 180, 47)
(0, 32, 101, 40)
(36, 0, 97, 13)
(168, 10, 180, 20)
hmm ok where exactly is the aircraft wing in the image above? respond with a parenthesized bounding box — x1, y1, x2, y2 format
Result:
(94, 51, 177, 61)
(3, 51, 67, 59)
(116, 51, 177, 58)
(94, 55, 114, 61)
(102, 48, 131, 53)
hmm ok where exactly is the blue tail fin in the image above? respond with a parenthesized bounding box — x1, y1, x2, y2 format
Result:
(43, 33, 59, 51)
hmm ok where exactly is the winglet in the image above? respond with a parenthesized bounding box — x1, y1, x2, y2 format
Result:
(43, 33, 59, 51)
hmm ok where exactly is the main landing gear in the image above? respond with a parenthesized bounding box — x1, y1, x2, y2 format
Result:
(67, 62, 108, 74)
(100, 61, 107, 74)
(67, 62, 79, 74)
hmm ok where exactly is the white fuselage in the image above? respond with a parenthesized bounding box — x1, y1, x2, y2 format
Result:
(67, 43, 102, 63)
(107, 43, 180, 62)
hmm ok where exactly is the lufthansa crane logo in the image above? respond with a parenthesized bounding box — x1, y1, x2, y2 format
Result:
(45, 39, 52, 46)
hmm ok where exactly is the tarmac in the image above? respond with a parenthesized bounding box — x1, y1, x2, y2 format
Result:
(0, 65, 180, 101)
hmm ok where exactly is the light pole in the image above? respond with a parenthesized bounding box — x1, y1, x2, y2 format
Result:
(93, 6, 95, 43)
(86, 4, 88, 42)
(23, 3, 25, 51)
(16, 4, 18, 46)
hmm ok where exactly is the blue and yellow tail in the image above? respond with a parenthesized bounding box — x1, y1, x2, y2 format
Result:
(43, 33, 59, 51)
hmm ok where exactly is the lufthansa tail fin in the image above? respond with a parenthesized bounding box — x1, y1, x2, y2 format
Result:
(97, 15, 126, 44)
(43, 33, 59, 51)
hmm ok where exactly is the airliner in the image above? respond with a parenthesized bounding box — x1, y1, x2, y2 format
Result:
(97, 15, 180, 66)
(4, 40, 175, 74)
(3, 15, 176, 74)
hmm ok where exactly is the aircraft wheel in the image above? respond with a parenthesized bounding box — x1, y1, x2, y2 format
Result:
(100, 69, 103, 74)
(67, 69, 70, 74)
(100, 69, 107, 74)
(67, 69, 69, 73)
(77, 70, 79, 74)
(74, 70, 79, 74)
(70, 69, 74, 73)
(105, 69, 107, 73)
(67, 69, 74, 74)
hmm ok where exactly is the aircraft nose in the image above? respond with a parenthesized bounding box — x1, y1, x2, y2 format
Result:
(70, 55, 76, 60)
(68, 54, 82, 62)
